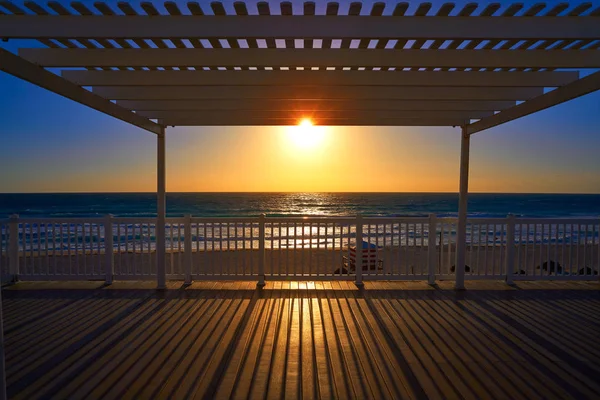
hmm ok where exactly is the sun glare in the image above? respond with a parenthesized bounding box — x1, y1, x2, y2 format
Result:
(287, 118, 326, 149)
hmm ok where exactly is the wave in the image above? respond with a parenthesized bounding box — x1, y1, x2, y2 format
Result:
(13, 193, 600, 219)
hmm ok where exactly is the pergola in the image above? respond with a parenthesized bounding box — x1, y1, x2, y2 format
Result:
(1, 0, 600, 396)
(1, 0, 600, 287)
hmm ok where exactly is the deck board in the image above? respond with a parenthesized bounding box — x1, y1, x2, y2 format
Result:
(2, 280, 600, 400)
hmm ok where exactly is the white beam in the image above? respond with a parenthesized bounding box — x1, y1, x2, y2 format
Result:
(118, 99, 516, 112)
(62, 70, 580, 87)
(137, 110, 493, 120)
(455, 127, 470, 291)
(158, 117, 468, 127)
(21, 48, 600, 69)
(467, 70, 600, 135)
(0, 48, 161, 135)
(2, 15, 600, 40)
(94, 86, 543, 101)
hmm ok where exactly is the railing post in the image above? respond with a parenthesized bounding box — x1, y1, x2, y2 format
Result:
(104, 214, 114, 285)
(505, 214, 516, 285)
(257, 214, 266, 287)
(355, 214, 364, 287)
(8, 214, 19, 282)
(427, 213, 437, 285)
(184, 214, 192, 285)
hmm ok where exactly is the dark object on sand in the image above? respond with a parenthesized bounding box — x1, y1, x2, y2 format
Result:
(578, 267, 599, 275)
(537, 261, 563, 274)
(514, 270, 527, 275)
(451, 265, 471, 273)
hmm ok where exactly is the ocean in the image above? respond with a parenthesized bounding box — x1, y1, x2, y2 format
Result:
(1, 192, 599, 219)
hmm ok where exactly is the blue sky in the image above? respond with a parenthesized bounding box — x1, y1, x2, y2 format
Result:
(1, 0, 599, 193)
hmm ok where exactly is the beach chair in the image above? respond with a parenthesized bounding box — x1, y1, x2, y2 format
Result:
(338, 240, 383, 274)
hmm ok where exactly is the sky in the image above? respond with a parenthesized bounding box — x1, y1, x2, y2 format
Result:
(1, 0, 599, 194)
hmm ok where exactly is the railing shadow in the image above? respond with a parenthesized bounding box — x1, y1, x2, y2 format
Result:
(2, 282, 600, 399)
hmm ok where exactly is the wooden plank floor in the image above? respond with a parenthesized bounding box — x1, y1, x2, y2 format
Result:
(2, 280, 600, 400)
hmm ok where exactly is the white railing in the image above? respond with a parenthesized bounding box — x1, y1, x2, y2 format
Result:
(1, 214, 598, 285)
(513, 219, 600, 280)
(359, 217, 432, 280)
(263, 217, 354, 280)
(188, 217, 259, 280)
(112, 218, 157, 280)
(14, 218, 107, 281)
(464, 218, 509, 280)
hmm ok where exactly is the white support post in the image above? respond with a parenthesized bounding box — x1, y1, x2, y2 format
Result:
(8, 214, 19, 282)
(427, 213, 437, 285)
(104, 214, 114, 285)
(1, 217, 14, 399)
(505, 214, 516, 285)
(156, 127, 167, 290)
(455, 127, 470, 290)
(0, 283, 6, 400)
(257, 214, 265, 287)
(184, 214, 192, 285)
(355, 214, 364, 287)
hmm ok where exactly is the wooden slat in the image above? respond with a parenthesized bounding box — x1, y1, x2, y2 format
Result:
(92, 85, 543, 101)
(117, 1, 166, 71)
(8, 1, 64, 49)
(137, 109, 494, 120)
(156, 117, 469, 127)
(210, 1, 239, 58)
(320, 1, 339, 51)
(62, 70, 580, 87)
(116, 99, 516, 112)
(20, 48, 600, 69)
(3, 15, 600, 40)
(43, 1, 117, 72)
(447, 3, 485, 71)
(421, 2, 456, 72)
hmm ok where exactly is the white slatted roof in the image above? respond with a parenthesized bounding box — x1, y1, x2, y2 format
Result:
(1, 1, 600, 134)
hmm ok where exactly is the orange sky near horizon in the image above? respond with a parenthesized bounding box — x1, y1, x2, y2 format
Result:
(3, 121, 599, 194)
(168, 125, 600, 194)
(7, 123, 594, 194)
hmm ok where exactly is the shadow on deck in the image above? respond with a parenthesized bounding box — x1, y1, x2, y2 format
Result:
(2, 280, 600, 399)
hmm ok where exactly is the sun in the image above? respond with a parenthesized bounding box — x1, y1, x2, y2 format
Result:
(287, 118, 326, 149)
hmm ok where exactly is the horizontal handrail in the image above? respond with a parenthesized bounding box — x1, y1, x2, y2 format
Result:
(362, 217, 430, 223)
(191, 217, 258, 223)
(12, 218, 106, 224)
(264, 216, 356, 223)
(516, 218, 600, 224)
(113, 218, 159, 224)
(9, 216, 598, 224)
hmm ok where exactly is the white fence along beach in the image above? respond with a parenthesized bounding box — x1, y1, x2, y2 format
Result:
(1, 215, 599, 285)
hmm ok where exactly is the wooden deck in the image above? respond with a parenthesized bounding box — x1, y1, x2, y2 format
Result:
(2, 280, 600, 399)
